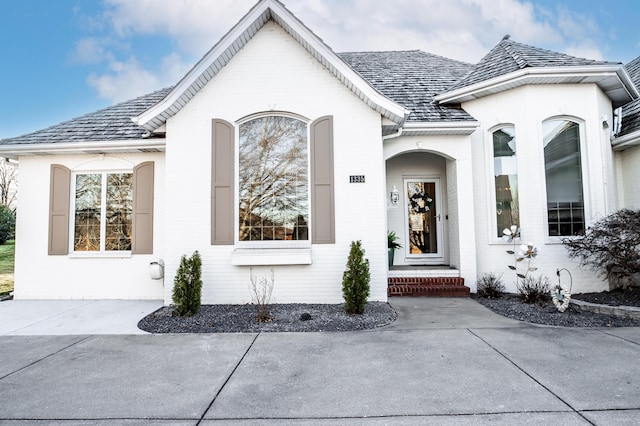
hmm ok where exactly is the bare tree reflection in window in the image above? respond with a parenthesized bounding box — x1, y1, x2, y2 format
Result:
(74, 174, 102, 251)
(239, 116, 308, 241)
(106, 173, 132, 250)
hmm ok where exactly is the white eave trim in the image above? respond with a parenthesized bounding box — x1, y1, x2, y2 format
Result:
(612, 130, 640, 150)
(0, 139, 166, 159)
(133, 0, 408, 131)
(435, 65, 638, 105)
(400, 121, 480, 136)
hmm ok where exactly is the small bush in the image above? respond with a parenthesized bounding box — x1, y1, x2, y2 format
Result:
(172, 251, 202, 317)
(476, 273, 505, 299)
(517, 275, 551, 305)
(563, 208, 640, 289)
(249, 268, 274, 322)
(0, 205, 15, 245)
(342, 240, 370, 315)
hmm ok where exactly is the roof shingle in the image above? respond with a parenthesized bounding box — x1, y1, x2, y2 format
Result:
(338, 50, 475, 122)
(619, 57, 640, 138)
(446, 37, 619, 93)
(0, 88, 172, 146)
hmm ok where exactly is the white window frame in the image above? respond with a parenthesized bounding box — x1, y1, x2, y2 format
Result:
(540, 116, 590, 243)
(234, 111, 312, 250)
(486, 123, 518, 244)
(69, 169, 133, 257)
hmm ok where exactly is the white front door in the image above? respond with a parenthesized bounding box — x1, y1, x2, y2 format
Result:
(404, 178, 444, 263)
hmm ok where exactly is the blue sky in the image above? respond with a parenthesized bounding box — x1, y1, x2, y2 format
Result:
(1, 0, 639, 140)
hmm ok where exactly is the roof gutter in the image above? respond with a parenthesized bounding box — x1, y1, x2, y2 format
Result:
(0, 139, 166, 160)
(400, 121, 480, 136)
(435, 65, 638, 105)
(612, 130, 640, 151)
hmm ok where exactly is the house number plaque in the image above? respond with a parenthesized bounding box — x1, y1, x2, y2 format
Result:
(349, 175, 365, 183)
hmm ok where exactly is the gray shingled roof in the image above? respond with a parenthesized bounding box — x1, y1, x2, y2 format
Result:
(339, 50, 475, 122)
(0, 88, 172, 146)
(446, 37, 619, 93)
(619, 56, 640, 138)
(625, 56, 640, 88)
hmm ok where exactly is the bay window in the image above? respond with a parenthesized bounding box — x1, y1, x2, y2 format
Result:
(542, 119, 584, 236)
(492, 126, 519, 238)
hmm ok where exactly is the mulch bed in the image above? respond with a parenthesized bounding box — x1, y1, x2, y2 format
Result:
(138, 302, 397, 333)
(572, 286, 640, 307)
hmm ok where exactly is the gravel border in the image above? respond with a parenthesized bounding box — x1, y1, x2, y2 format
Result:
(138, 302, 397, 333)
(476, 295, 640, 327)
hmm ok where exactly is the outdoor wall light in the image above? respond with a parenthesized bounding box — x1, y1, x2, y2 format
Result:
(390, 185, 399, 206)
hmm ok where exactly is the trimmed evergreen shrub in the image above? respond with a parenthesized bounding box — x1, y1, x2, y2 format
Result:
(172, 251, 203, 316)
(0, 205, 15, 245)
(342, 240, 370, 314)
(476, 272, 505, 299)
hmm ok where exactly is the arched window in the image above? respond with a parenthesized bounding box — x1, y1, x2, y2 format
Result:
(238, 115, 309, 241)
(492, 126, 519, 237)
(542, 119, 584, 236)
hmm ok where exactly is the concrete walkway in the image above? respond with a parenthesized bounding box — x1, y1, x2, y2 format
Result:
(0, 299, 162, 335)
(0, 298, 638, 425)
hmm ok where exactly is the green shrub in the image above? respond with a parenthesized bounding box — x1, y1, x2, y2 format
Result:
(0, 205, 15, 245)
(476, 272, 504, 299)
(172, 251, 203, 316)
(517, 275, 551, 305)
(342, 240, 370, 314)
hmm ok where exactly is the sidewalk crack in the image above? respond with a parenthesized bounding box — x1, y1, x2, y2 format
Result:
(197, 332, 260, 424)
(0, 335, 92, 381)
(467, 329, 596, 426)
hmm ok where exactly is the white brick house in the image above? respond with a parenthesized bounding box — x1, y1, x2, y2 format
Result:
(1, 0, 638, 303)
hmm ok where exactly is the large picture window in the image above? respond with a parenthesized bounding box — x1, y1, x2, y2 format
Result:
(493, 126, 519, 237)
(74, 172, 133, 251)
(238, 115, 309, 242)
(543, 119, 584, 236)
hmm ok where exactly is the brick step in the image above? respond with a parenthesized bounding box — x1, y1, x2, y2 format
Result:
(388, 277, 465, 286)
(387, 276, 469, 297)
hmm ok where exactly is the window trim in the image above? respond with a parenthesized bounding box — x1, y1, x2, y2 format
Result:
(540, 116, 589, 242)
(486, 123, 519, 244)
(69, 168, 133, 255)
(234, 112, 312, 248)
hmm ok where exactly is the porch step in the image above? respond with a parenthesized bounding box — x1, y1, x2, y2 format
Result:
(387, 277, 470, 297)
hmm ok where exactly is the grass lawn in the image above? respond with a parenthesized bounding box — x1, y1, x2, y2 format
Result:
(0, 240, 15, 295)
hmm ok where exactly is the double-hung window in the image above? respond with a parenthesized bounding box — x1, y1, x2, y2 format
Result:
(73, 172, 133, 252)
(542, 119, 584, 236)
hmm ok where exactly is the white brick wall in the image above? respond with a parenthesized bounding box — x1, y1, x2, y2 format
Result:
(163, 21, 388, 304)
(617, 145, 640, 208)
(462, 84, 617, 293)
(13, 153, 165, 299)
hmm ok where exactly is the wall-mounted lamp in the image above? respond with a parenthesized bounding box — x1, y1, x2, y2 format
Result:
(390, 185, 399, 206)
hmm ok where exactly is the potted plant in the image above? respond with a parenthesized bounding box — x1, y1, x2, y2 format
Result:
(387, 231, 402, 267)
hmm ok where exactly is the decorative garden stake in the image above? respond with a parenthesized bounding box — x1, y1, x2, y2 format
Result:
(504, 225, 539, 283)
(552, 268, 573, 312)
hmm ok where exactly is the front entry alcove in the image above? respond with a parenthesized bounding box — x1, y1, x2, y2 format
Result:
(386, 151, 469, 297)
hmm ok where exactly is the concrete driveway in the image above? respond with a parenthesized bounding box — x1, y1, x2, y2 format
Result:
(0, 298, 638, 425)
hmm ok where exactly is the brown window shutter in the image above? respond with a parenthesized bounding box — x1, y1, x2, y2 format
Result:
(132, 161, 154, 254)
(48, 164, 71, 255)
(211, 119, 235, 245)
(310, 116, 335, 244)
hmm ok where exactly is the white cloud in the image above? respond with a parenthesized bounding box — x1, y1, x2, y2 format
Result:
(73, 37, 115, 64)
(81, 0, 609, 101)
(86, 54, 190, 102)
